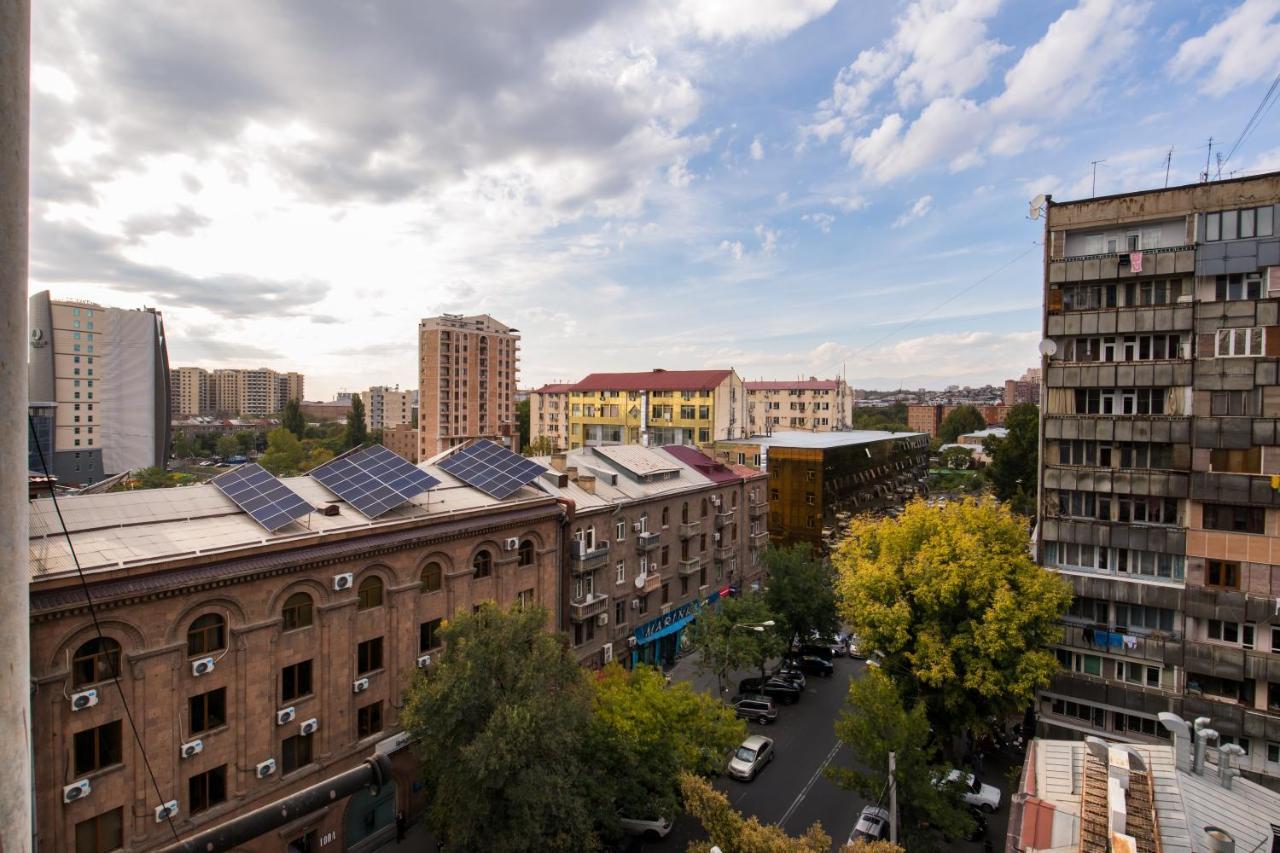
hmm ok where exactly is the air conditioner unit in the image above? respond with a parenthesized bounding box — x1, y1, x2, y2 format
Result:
(352, 677, 370, 694)
(633, 522, 642, 532)
(276, 707, 296, 726)
(504, 537, 519, 551)
(63, 779, 91, 803)
(180, 739, 204, 759)
(416, 654, 432, 669)
(70, 689, 98, 711)
(333, 572, 353, 591)
(256, 758, 276, 779)
(597, 613, 609, 627)
(627, 636, 638, 648)
(713, 533, 721, 543)
(155, 801, 179, 823)
(631, 598, 641, 610)
(300, 718, 319, 736)
(711, 495, 721, 507)
(191, 657, 215, 677)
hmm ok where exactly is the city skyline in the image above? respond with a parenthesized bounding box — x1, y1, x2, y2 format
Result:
(27, 1, 1280, 399)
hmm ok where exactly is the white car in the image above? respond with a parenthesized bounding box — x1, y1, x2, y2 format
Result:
(940, 769, 1001, 813)
(619, 816, 672, 840)
(849, 805, 890, 842)
(727, 735, 775, 781)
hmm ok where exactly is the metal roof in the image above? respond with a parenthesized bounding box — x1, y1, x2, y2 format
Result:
(722, 430, 924, 449)
(570, 369, 732, 393)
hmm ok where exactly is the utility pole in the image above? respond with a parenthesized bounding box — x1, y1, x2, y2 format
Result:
(1090, 159, 1105, 197)
(1164, 147, 1173, 188)
(0, 0, 32, 850)
(888, 751, 898, 846)
(1202, 137, 1214, 182)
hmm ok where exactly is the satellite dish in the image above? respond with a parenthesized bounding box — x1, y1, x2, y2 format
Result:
(1029, 194, 1047, 220)
(1038, 339, 1058, 357)
(634, 574, 646, 590)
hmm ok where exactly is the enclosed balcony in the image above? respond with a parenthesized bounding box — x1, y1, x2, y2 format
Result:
(570, 539, 610, 573)
(635, 531, 660, 553)
(569, 593, 609, 623)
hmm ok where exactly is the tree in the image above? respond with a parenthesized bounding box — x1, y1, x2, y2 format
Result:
(345, 396, 368, 449)
(259, 427, 306, 475)
(685, 593, 786, 694)
(681, 773, 831, 853)
(171, 431, 196, 459)
(827, 668, 971, 851)
(938, 445, 974, 470)
(984, 403, 1038, 516)
(938, 405, 986, 443)
(524, 435, 555, 457)
(590, 664, 744, 831)
(401, 605, 605, 852)
(235, 430, 257, 454)
(833, 497, 1071, 745)
(133, 467, 173, 489)
(215, 434, 240, 460)
(282, 398, 306, 438)
(843, 842, 905, 853)
(517, 398, 530, 448)
(304, 446, 334, 471)
(763, 544, 839, 646)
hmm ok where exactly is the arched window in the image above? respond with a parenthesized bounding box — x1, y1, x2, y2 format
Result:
(282, 593, 313, 630)
(661, 507, 669, 527)
(72, 637, 121, 688)
(518, 540, 535, 567)
(357, 576, 384, 610)
(187, 614, 226, 657)
(681, 502, 689, 524)
(639, 512, 649, 533)
(701, 498, 709, 518)
(421, 562, 443, 593)
(473, 550, 492, 578)
(731, 491, 738, 508)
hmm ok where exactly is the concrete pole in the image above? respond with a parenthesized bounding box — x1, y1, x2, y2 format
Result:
(888, 751, 897, 846)
(0, 0, 32, 850)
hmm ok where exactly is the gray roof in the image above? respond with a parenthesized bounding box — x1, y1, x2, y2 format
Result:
(724, 430, 924, 449)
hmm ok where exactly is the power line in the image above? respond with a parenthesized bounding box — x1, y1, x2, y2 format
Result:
(28, 415, 182, 843)
(1222, 69, 1280, 169)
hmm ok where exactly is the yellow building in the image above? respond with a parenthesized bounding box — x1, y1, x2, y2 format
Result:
(745, 377, 853, 434)
(566, 369, 746, 450)
(529, 383, 573, 452)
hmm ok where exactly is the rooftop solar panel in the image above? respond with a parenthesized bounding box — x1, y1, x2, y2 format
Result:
(211, 463, 315, 532)
(309, 444, 440, 518)
(436, 440, 547, 499)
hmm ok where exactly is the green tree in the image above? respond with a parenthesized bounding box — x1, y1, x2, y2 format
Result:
(282, 398, 306, 438)
(171, 431, 195, 459)
(938, 445, 974, 469)
(304, 446, 334, 471)
(345, 396, 368, 449)
(984, 403, 1038, 516)
(215, 434, 240, 460)
(235, 430, 256, 454)
(133, 467, 173, 489)
(763, 544, 839, 646)
(259, 427, 306, 475)
(938, 405, 986, 443)
(524, 435, 555, 457)
(517, 398, 530, 448)
(827, 668, 971, 851)
(685, 593, 786, 694)
(590, 664, 744, 831)
(833, 497, 1071, 745)
(681, 773, 831, 853)
(851, 402, 909, 432)
(401, 605, 605, 853)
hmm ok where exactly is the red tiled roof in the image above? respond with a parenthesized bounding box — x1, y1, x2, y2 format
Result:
(661, 444, 742, 483)
(745, 379, 839, 391)
(532, 383, 575, 394)
(570, 369, 732, 393)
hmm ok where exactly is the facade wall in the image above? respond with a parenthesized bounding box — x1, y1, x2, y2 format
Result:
(529, 388, 570, 452)
(207, 368, 305, 417)
(382, 424, 419, 463)
(174, 367, 211, 417)
(418, 314, 519, 458)
(360, 387, 415, 432)
(32, 504, 562, 852)
(745, 380, 853, 434)
(566, 375, 746, 451)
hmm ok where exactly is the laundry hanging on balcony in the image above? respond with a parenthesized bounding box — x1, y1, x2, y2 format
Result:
(1129, 251, 1143, 272)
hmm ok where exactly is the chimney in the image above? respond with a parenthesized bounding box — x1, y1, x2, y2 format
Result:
(577, 474, 596, 495)
(1218, 743, 1245, 789)
(550, 453, 567, 472)
(566, 466, 578, 480)
(1193, 720, 1217, 776)
(1204, 827, 1235, 853)
(1158, 712, 1192, 772)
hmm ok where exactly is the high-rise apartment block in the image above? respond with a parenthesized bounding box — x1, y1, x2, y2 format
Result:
(418, 314, 520, 458)
(907, 403, 1009, 437)
(172, 366, 211, 417)
(360, 385, 416, 431)
(529, 383, 573, 452)
(1004, 368, 1042, 407)
(28, 292, 171, 485)
(745, 378, 853, 434)
(172, 367, 304, 417)
(1036, 171, 1280, 783)
(565, 369, 746, 450)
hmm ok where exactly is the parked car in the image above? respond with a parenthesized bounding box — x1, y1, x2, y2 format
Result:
(619, 816, 672, 840)
(848, 805, 891, 842)
(937, 769, 1002, 813)
(226, 455, 248, 464)
(739, 676, 803, 705)
(846, 634, 864, 658)
(784, 655, 834, 677)
(796, 643, 834, 661)
(809, 631, 847, 657)
(726, 735, 774, 781)
(729, 694, 779, 724)
(773, 665, 806, 689)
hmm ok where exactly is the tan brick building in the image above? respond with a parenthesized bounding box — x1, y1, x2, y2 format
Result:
(359, 386, 415, 432)
(906, 403, 1009, 437)
(173, 367, 211, 418)
(382, 424, 419, 462)
(529, 383, 573, 452)
(202, 368, 305, 417)
(744, 378, 853, 434)
(418, 314, 519, 458)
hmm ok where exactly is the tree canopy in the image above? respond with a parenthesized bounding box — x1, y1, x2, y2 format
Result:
(685, 593, 786, 694)
(133, 467, 175, 489)
(524, 435, 555, 457)
(259, 427, 306, 475)
(681, 773, 831, 853)
(938, 405, 986, 443)
(763, 544, 839, 645)
(345, 396, 368, 449)
(282, 398, 306, 438)
(938, 445, 974, 469)
(983, 402, 1038, 516)
(833, 497, 1071, 742)
(517, 398, 530, 448)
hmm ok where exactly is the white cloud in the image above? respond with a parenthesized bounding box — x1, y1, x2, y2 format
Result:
(750, 135, 765, 160)
(1167, 0, 1280, 95)
(801, 212, 835, 233)
(667, 157, 695, 187)
(677, 0, 838, 43)
(891, 0, 1008, 107)
(850, 99, 989, 184)
(830, 193, 869, 212)
(754, 223, 779, 255)
(893, 194, 934, 227)
(718, 239, 745, 260)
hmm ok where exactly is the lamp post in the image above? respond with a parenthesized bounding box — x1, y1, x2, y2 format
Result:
(719, 620, 775, 694)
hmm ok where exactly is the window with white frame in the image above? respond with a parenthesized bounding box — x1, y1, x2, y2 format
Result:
(616, 520, 626, 541)
(615, 561, 625, 585)
(1118, 660, 1161, 688)
(639, 556, 648, 575)
(1215, 327, 1264, 357)
(1207, 619, 1255, 649)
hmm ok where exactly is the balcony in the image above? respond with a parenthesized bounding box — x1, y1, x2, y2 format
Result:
(569, 593, 609, 623)
(1048, 671, 1174, 716)
(635, 531, 661, 553)
(750, 529, 770, 547)
(749, 501, 767, 519)
(638, 572, 662, 594)
(714, 510, 734, 530)
(1058, 624, 1181, 667)
(678, 520, 701, 539)
(570, 540, 610, 573)
(713, 540, 734, 561)
(1048, 244, 1195, 286)
(678, 557, 701, 577)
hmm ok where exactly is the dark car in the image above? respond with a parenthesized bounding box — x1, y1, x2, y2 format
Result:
(797, 643, 835, 661)
(739, 676, 803, 705)
(784, 655, 834, 677)
(729, 694, 779, 724)
(773, 665, 806, 689)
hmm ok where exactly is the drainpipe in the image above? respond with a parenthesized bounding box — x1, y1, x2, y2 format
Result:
(0, 1, 32, 849)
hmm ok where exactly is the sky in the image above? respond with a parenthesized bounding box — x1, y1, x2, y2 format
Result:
(29, 0, 1280, 399)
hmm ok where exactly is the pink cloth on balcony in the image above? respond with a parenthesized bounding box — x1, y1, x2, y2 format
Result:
(1129, 251, 1143, 272)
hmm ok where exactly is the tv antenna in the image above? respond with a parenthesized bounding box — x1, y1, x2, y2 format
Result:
(1163, 147, 1173, 188)
(1201, 137, 1214, 182)
(1090, 160, 1106, 197)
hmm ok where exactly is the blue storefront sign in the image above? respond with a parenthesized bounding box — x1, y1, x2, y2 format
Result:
(630, 590, 723, 668)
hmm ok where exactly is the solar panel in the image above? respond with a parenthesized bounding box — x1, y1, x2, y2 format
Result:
(211, 463, 315, 532)
(437, 439, 547, 499)
(309, 445, 441, 518)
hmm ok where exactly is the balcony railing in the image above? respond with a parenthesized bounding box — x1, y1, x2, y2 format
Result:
(750, 529, 770, 547)
(713, 541, 734, 561)
(678, 557, 701, 577)
(749, 502, 767, 519)
(714, 510, 734, 530)
(1058, 623, 1182, 666)
(678, 521, 701, 539)
(635, 531, 661, 553)
(1059, 244, 1195, 263)
(569, 594, 609, 623)
(639, 572, 662, 594)
(570, 540, 610, 573)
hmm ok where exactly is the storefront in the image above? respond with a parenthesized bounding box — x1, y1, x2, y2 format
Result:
(629, 588, 728, 668)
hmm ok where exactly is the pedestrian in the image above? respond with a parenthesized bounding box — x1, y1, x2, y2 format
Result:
(395, 810, 407, 843)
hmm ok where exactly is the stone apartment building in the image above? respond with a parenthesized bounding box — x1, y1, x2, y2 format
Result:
(382, 424, 419, 463)
(906, 402, 1010, 438)
(418, 314, 519, 458)
(529, 382, 573, 452)
(1004, 368, 1042, 407)
(566, 369, 747, 450)
(744, 378, 853, 434)
(1036, 171, 1280, 782)
(178, 367, 306, 418)
(359, 385, 415, 432)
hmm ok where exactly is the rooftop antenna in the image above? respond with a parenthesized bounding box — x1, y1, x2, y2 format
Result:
(1201, 137, 1213, 182)
(1164, 146, 1174, 188)
(1090, 160, 1106, 197)
(1215, 151, 1225, 180)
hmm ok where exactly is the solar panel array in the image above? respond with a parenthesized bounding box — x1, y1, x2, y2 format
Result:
(309, 445, 440, 518)
(211, 463, 315, 532)
(437, 439, 547, 499)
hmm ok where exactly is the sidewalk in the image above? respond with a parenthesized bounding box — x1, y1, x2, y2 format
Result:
(665, 651, 782, 698)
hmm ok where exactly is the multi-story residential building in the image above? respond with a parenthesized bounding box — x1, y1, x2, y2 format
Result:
(565, 369, 746, 450)
(715, 431, 929, 550)
(28, 449, 562, 852)
(1003, 368, 1042, 407)
(203, 368, 305, 417)
(533, 444, 767, 669)
(1036, 171, 1280, 784)
(28, 291, 171, 485)
(745, 377, 853, 434)
(359, 385, 415, 432)
(299, 400, 350, 421)
(28, 401, 55, 473)
(383, 424, 419, 463)
(529, 383, 573, 452)
(418, 314, 519, 458)
(907, 403, 1010, 438)
(173, 367, 212, 418)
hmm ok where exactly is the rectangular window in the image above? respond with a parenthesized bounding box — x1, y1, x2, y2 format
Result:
(73, 720, 123, 776)
(189, 688, 227, 734)
(1206, 560, 1241, 589)
(1222, 209, 1238, 240)
(1206, 212, 1221, 241)
(419, 618, 443, 652)
(1215, 273, 1263, 301)
(1210, 447, 1262, 474)
(281, 733, 313, 774)
(281, 660, 313, 703)
(1210, 390, 1249, 416)
(357, 637, 383, 675)
(188, 765, 228, 815)
(1215, 327, 1264, 357)
(75, 807, 123, 853)
(357, 701, 383, 739)
(1268, 741, 1280, 764)
(615, 560, 626, 584)
(616, 521, 626, 541)
(1203, 503, 1266, 534)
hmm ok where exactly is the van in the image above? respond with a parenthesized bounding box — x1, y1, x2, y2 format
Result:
(730, 694, 778, 724)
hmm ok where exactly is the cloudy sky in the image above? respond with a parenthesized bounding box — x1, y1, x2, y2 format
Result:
(30, 0, 1280, 398)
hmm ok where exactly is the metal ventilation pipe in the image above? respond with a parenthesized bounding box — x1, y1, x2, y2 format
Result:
(1218, 743, 1245, 790)
(1203, 826, 1235, 853)
(1194, 727, 1218, 776)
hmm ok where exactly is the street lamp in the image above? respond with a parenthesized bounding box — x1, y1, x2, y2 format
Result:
(720, 621, 776, 692)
